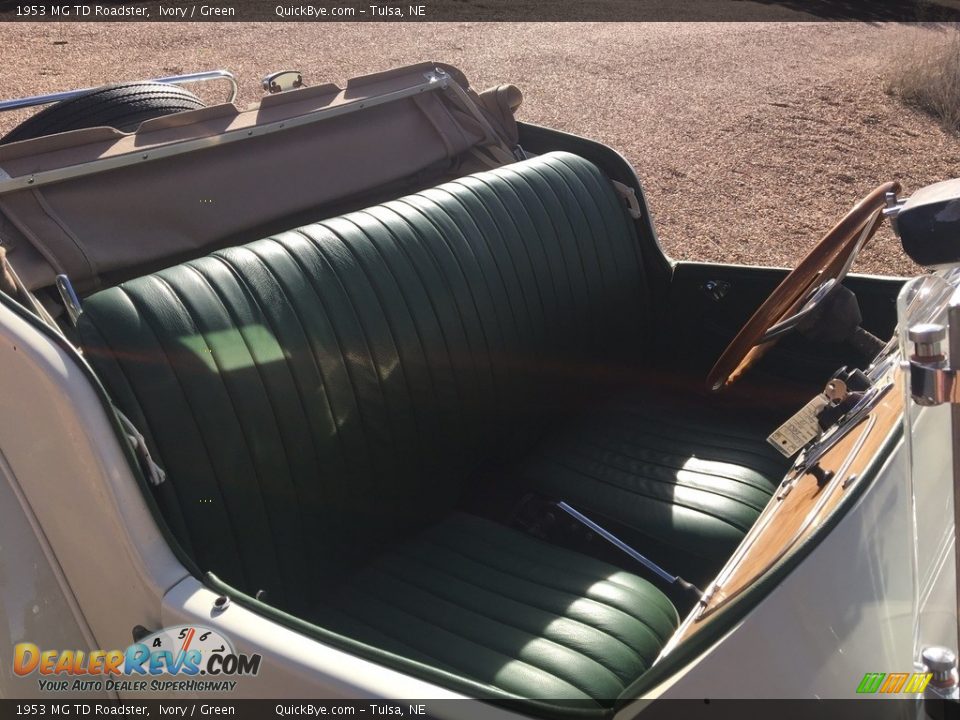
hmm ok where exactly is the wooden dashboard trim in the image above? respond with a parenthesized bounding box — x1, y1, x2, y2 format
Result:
(671, 366, 904, 645)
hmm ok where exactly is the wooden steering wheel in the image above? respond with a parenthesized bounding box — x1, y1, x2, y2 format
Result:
(706, 181, 901, 392)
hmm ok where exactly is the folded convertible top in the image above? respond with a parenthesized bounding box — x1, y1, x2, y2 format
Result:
(0, 62, 522, 294)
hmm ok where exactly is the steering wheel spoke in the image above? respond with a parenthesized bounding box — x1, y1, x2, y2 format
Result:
(759, 277, 839, 343)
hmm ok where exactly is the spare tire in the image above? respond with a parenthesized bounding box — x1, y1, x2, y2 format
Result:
(1, 82, 206, 145)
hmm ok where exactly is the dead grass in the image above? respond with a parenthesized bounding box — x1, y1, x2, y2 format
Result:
(887, 24, 960, 134)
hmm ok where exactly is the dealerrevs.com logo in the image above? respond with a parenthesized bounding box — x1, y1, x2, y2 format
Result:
(14, 625, 262, 693)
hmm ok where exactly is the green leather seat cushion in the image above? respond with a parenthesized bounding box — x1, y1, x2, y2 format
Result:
(316, 513, 678, 705)
(520, 396, 786, 585)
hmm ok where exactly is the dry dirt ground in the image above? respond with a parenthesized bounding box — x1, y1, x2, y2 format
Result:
(1, 22, 958, 276)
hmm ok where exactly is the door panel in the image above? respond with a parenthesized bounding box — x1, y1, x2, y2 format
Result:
(662, 262, 904, 387)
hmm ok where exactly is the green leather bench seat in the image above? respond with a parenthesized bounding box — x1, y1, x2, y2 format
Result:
(77, 151, 784, 705)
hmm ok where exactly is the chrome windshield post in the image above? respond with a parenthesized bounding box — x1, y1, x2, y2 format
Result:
(906, 286, 960, 671)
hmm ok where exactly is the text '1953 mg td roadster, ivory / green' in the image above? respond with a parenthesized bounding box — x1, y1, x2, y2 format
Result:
(0, 63, 957, 717)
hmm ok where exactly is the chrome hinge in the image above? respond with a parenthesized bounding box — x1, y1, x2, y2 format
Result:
(610, 180, 642, 220)
(908, 292, 960, 406)
(55, 274, 83, 326)
(777, 475, 798, 500)
(423, 67, 452, 88)
(698, 583, 720, 608)
(882, 189, 906, 219)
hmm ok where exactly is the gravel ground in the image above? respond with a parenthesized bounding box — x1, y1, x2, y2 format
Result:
(2, 21, 958, 276)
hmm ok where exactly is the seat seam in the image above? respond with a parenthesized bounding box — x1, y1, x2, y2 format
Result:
(430, 187, 530, 352)
(614, 406, 787, 451)
(391, 540, 658, 650)
(152, 272, 291, 602)
(525, 164, 606, 320)
(223, 242, 360, 481)
(301, 225, 409, 470)
(569, 434, 777, 493)
(316, 221, 432, 471)
(316, 605, 462, 675)
(417, 532, 674, 642)
(356, 207, 473, 426)
(550, 155, 651, 338)
(116, 282, 253, 591)
(183, 260, 315, 598)
(377, 203, 494, 421)
(412, 191, 530, 428)
(535, 163, 612, 313)
(471, 174, 566, 345)
(428, 517, 673, 605)
(206, 250, 340, 479)
(543, 447, 768, 515)
(448, 178, 548, 343)
(499, 167, 586, 335)
(549, 441, 771, 510)
(337, 214, 446, 441)
(78, 309, 199, 559)
(431, 519, 679, 630)
(339, 578, 612, 700)
(469, 175, 562, 333)
(532, 453, 755, 533)
(279, 231, 395, 479)
(384, 544, 653, 671)
(599, 417, 785, 470)
(394, 196, 507, 415)
(335, 586, 598, 701)
(548, 156, 629, 289)
(359, 562, 634, 687)
(551, 154, 648, 319)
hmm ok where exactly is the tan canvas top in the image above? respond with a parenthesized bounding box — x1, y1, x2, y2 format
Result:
(0, 62, 522, 293)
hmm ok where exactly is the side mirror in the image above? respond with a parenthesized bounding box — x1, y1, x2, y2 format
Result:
(896, 178, 960, 268)
(261, 71, 304, 95)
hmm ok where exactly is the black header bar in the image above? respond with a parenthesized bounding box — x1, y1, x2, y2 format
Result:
(1, 0, 960, 22)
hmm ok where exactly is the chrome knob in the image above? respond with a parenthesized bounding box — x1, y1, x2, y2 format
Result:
(922, 646, 959, 691)
(909, 323, 946, 362)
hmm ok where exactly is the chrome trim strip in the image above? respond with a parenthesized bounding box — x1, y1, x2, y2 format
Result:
(0, 70, 239, 112)
(0, 74, 448, 196)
